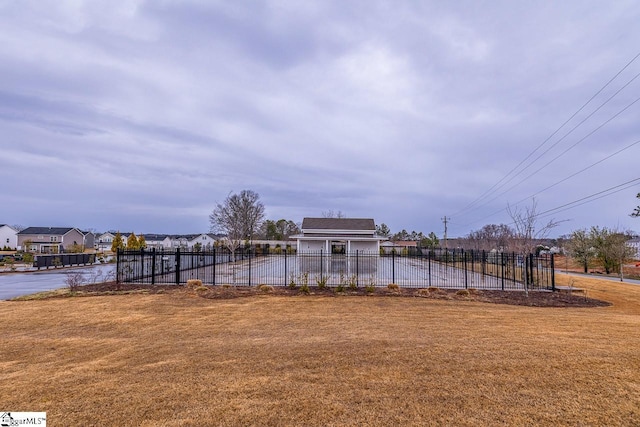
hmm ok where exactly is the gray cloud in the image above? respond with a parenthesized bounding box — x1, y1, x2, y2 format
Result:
(1, 0, 639, 237)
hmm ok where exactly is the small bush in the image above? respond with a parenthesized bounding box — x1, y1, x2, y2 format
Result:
(456, 289, 470, 297)
(194, 285, 209, 292)
(365, 276, 376, 293)
(315, 275, 327, 289)
(348, 275, 357, 290)
(288, 273, 296, 289)
(335, 283, 345, 293)
(186, 279, 203, 289)
(300, 283, 310, 294)
(222, 284, 232, 289)
(387, 283, 399, 291)
(258, 284, 274, 293)
(65, 272, 85, 292)
(417, 289, 430, 296)
(427, 286, 439, 292)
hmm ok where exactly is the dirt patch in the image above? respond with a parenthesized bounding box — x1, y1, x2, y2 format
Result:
(32, 281, 611, 307)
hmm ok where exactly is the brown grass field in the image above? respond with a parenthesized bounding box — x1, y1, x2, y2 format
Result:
(1, 274, 640, 426)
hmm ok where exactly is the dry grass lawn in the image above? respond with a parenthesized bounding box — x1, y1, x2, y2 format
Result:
(1, 275, 640, 426)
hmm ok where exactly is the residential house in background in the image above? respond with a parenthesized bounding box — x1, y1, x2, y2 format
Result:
(0, 224, 18, 249)
(17, 227, 88, 253)
(143, 234, 173, 250)
(628, 237, 640, 260)
(94, 233, 219, 251)
(380, 240, 418, 254)
(96, 232, 116, 251)
(82, 230, 95, 250)
(187, 233, 217, 250)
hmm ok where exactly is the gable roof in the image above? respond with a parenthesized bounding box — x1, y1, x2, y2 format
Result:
(18, 227, 77, 235)
(301, 218, 375, 231)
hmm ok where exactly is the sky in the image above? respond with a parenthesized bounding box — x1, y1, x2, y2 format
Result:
(1, 0, 639, 238)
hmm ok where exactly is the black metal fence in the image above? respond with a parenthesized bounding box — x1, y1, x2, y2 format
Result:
(34, 253, 96, 269)
(117, 248, 555, 291)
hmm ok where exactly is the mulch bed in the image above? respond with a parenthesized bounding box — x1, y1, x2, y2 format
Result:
(73, 282, 610, 308)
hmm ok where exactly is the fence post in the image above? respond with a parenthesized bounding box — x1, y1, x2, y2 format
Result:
(392, 250, 396, 284)
(151, 248, 156, 285)
(213, 248, 216, 286)
(529, 253, 535, 289)
(116, 248, 121, 284)
(320, 249, 323, 283)
(356, 250, 359, 286)
(550, 254, 555, 291)
(463, 249, 468, 289)
(140, 248, 145, 282)
(249, 247, 252, 286)
(175, 248, 181, 285)
(428, 250, 432, 288)
(284, 249, 288, 287)
(501, 252, 505, 291)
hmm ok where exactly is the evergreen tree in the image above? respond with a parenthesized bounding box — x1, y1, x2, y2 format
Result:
(111, 232, 125, 252)
(127, 232, 140, 250)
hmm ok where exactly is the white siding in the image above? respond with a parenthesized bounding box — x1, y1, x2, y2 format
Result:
(0, 226, 18, 249)
(299, 240, 325, 252)
(349, 241, 378, 253)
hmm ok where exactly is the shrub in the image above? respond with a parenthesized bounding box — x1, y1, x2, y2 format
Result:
(335, 283, 345, 293)
(365, 276, 376, 293)
(417, 289, 430, 296)
(456, 289, 470, 297)
(222, 284, 232, 289)
(186, 279, 203, 289)
(258, 284, 274, 293)
(300, 283, 310, 294)
(65, 272, 85, 292)
(315, 275, 327, 289)
(427, 286, 439, 293)
(348, 275, 357, 290)
(288, 273, 296, 289)
(195, 285, 209, 292)
(387, 283, 399, 291)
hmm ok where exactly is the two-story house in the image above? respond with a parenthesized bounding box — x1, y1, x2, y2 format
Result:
(18, 227, 87, 253)
(0, 224, 18, 250)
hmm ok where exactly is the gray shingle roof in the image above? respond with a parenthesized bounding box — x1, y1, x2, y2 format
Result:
(18, 227, 76, 235)
(301, 218, 375, 231)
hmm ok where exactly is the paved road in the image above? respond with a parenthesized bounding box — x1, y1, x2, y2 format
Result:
(557, 270, 640, 286)
(0, 265, 116, 300)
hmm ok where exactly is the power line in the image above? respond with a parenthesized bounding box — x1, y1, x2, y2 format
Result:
(454, 91, 640, 221)
(534, 177, 640, 219)
(452, 177, 640, 235)
(452, 51, 640, 217)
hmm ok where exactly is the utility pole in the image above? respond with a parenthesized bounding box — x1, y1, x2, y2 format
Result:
(441, 216, 449, 248)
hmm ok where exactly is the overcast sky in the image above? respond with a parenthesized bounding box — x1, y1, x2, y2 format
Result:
(1, 0, 639, 238)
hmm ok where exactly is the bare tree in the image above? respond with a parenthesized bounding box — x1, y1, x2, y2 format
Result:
(322, 209, 345, 218)
(209, 190, 265, 260)
(465, 224, 514, 251)
(507, 199, 561, 256)
(632, 192, 640, 217)
(507, 199, 562, 295)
